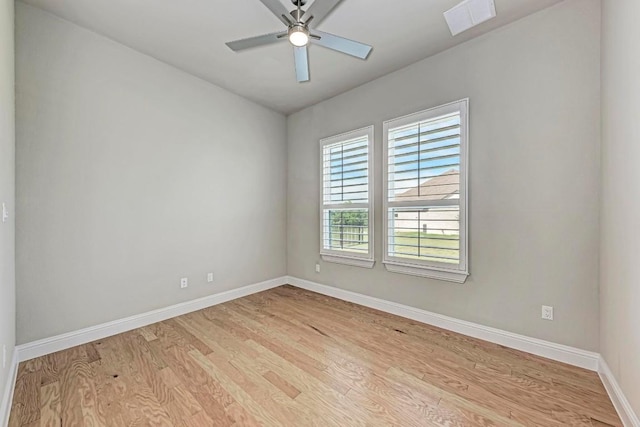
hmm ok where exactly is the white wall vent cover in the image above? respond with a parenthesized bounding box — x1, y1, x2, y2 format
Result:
(444, 0, 497, 36)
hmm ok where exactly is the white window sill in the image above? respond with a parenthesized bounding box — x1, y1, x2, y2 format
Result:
(321, 254, 375, 269)
(383, 261, 468, 283)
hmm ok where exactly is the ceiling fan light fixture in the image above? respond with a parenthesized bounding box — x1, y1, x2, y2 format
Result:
(288, 25, 309, 47)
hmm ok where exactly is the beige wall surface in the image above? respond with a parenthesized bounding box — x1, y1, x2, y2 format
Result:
(287, 0, 602, 351)
(0, 0, 15, 411)
(15, 3, 287, 343)
(601, 0, 640, 416)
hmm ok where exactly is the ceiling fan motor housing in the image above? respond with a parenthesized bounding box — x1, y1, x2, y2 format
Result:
(288, 24, 308, 37)
(291, 0, 307, 6)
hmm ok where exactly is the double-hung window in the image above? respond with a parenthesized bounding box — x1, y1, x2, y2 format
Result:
(383, 100, 469, 283)
(320, 126, 374, 268)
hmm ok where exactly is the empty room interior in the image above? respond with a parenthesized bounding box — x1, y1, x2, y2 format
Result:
(0, 0, 639, 425)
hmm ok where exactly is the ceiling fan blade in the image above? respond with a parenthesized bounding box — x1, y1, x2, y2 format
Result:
(303, 0, 342, 27)
(226, 32, 287, 52)
(312, 31, 372, 59)
(258, 0, 293, 26)
(294, 46, 310, 82)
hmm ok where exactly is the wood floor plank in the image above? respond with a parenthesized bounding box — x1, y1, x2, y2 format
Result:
(158, 367, 182, 389)
(74, 357, 107, 426)
(122, 372, 174, 426)
(158, 344, 235, 425)
(40, 381, 61, 427)
(82, 343, 101, 364)
(89, 350, 128, 423)
(138, 326, 158, 342)
(7, 286, 622, 426)
(191, 348, 307, 426)
(39, 354, 59, 388)
(164, 318, 214, 356)
(122, 333, 174, 406)
(7, 403, 23, 427)
(12, 369, 40, 425)
(178, 410, 216, 427)
(59, 350, 88, 426)
(170, 384, 203, 417)
(262, 370, 300, 400)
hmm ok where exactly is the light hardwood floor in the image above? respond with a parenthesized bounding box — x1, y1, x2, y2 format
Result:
(8, 285, 621, 426)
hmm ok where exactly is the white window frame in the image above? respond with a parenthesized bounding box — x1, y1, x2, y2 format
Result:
(320, 126, 375, 268)
(382, 99, 469, 283)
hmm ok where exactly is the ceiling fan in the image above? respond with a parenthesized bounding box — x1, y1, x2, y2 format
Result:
(225, 0, 372, 83)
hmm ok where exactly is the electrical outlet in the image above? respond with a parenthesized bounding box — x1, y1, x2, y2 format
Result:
(541, 305, 554, 321)
(2, 203, 7, 223)
(180, 278, 188, 289)
(315, 263, 320, 273)
(207, 273, 214, 283)
(2, 345, 6, 369)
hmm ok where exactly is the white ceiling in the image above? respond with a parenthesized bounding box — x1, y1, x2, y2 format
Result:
(21, 0, 563, 114)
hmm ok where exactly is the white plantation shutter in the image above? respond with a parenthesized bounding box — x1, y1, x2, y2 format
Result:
(323, 136, 369, 205)
(383, 100, 469, 282)
(320, 126, 374, 268)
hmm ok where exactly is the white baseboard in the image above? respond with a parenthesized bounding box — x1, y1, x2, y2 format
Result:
(16, 276, 286, 362)
(0, 349, 18, 427)
(598, 357, 640, 427)
(286, 276, 600, 371)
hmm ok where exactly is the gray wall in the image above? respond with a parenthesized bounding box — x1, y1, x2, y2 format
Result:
(15, 3, 287, 344)
(287, 0, 601, 351)
(0, 0, 15, 413)
(601, 0, 640, 416)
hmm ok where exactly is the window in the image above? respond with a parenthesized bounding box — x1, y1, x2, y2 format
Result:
(320, 126, 374, 268)
(383, 100, 469, 283)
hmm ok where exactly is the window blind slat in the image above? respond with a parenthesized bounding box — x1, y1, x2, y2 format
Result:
(389, 143, 461, 162)
(390, 132, 461, 152)
(390, 123, 460, 145)
(328, 151, 368, 163)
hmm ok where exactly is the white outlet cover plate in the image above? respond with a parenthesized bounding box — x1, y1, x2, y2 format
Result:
(2, 202, 7, 223)
(207, 273, 214, 282)
(180, 278, 188, 288)
(542, 305, 554, 320)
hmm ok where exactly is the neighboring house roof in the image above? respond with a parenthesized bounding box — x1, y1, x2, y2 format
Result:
(397, 169, 459, 201)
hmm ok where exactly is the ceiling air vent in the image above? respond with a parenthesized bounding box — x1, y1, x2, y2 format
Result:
(444, 0, 496, 36)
